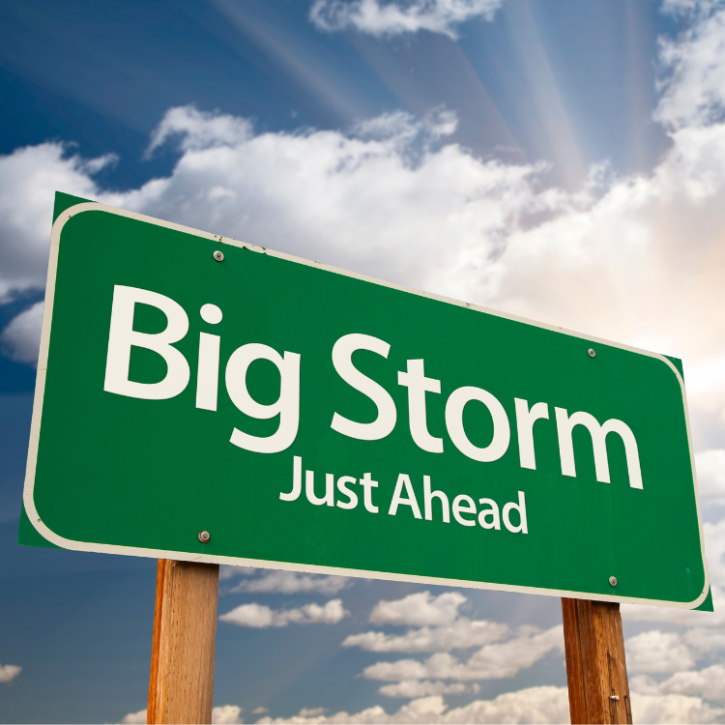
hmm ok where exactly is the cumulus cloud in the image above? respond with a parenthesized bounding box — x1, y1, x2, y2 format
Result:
(0, 664, 21, 683)
(683, 626, 725, 654)
(227, 570, 350, 596)
(298, 707, 328, 717)
(369, 592, 467, 627)
(0, 144, 112, 303)
(219, 565, 257, 580)
(632, 663, 725, 702)
(146, 105, 253, 156)
(0, 301, 43, 367)
(695, 449, 725, 504)
(219, 599, 348, 628)
(626, 630, 696, 673)
(362, 625, 564, 682)
(212, 705, 244, 724)
(352, 108, 458, 144)
(343, 618, 508, 653)
(309, 0, 503, 39)
(378, 680, 478, 698)
(630, 692, 725, 724)
(656, 0, 725, 129)
(257, 687, 570, 724)
(119, 710, 147, 724)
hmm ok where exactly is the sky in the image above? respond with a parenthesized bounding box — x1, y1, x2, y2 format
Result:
(2, 0, 725, 722)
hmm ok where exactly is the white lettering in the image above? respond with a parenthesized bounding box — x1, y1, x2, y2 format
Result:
(359, 472, 379, 513)
(331, 334, 397, 441)
(306, 471, 335, 507)
(196, 304, 223, 411)
(503, 491, 528, 534)
(452, 494, 477, 526)
(336, 476, 358, 510)
(398, 360, 443, 453)
(445, 387, 510, 462)
(423, 475, 450, 523)
(555, 408, 643, 489)
(514, 399, 549, 470)
(388, 474, 422, 518)
(280, 456, 303, 501)
(104, 285, 190, 400)
(478, 498, 501, 530)
(226, 343, 300, 454)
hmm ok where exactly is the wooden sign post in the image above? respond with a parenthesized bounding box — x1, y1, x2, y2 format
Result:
(147, 560, 220, 725)
(562, 598, 633, 724)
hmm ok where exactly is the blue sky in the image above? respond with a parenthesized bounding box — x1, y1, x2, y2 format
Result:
(2, 1, 725, 723)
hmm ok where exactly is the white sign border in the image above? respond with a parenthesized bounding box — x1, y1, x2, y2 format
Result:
(23, 199, 711, 610)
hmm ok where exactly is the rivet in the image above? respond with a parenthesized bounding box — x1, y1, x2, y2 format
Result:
(588, 348, 596, 358)
(198, 530, 211, 543)
(213, 250, 224, 262)
(609, 576, 617, 587)
(609, 695, 620, 701)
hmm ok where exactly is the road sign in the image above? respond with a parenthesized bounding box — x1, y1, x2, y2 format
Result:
(21, 192, 709, 609)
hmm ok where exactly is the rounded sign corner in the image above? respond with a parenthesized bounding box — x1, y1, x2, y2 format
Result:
(654, 352, 686, 388)
(51, 201, 107, 245)
(23, 489, 80, 552)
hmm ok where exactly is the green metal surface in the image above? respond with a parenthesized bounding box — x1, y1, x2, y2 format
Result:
(20, 196, 708, 607)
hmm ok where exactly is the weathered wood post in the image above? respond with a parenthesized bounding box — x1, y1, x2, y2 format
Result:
(562, 598, 633, 724)
(147, 559, 220, 724)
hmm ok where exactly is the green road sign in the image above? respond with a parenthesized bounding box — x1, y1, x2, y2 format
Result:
(21, 193, 710, 609)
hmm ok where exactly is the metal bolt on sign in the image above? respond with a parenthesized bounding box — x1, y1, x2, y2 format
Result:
(609, 576, 618, 587)
(588, 348, 596, 357)
(198, 531, 210, 543)
(213, 250, 224, 262)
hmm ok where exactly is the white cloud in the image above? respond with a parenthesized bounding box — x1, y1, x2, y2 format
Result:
(228, 570, 350, 596)
(656, 1, 725, 129)
(212, 705, 244, 724)
(219, 565, 257, 580)
(633, 663, 725, 702)
(0, 664, 21, 683)
(219, 598, 348, 628)
(147, 106, 253, 156)
(119, 710, 146, 724)
(660, 663, 725, 702)
(0, 301, 43, 367)
(369, 592, 466, 627)
(630, 692, 725, 724)
(257, 687, 570, 724)
(0, 143, 111, 303)
(343, 619, 508, 653)
(362, 625, 563, 682)
(352, 108, 458, 142)
(440, 687, 569, 725)
(298, 707, 328, 717)
(626, 630, 696, 673)
(695, 449, 725, 504)
(378, 680, 478, 698)
(309, 0, 503, 39)
(683, 626, 725, 654)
